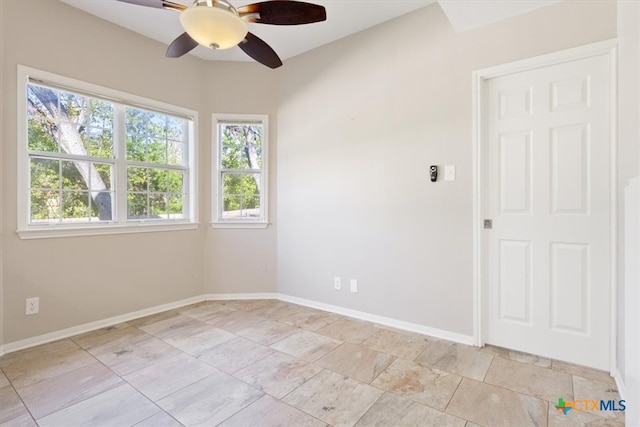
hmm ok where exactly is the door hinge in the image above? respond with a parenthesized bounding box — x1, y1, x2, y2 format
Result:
(484, 219, 492, 229)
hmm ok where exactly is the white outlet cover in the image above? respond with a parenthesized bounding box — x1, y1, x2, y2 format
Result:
(334, 277, 342, 291)
(26, 297, 39, 315)
(350, 279, 358, 293)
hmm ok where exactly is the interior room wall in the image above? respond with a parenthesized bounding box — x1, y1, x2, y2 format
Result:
(0, 0, 5, 349)
(202, 62, 279, 295)
(617, 0, 639, 384)
(0, 0, 281, 347)
(0, 0, 623, 356)
(0, 0, 207, 344)
(276, 1, 617, 336)
(617, 0, 640, 419)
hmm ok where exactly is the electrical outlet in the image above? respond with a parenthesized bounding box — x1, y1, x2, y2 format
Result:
(333, 277, 342, 291)
(26, 297, 39, 315)
(350, 279, 358, 293)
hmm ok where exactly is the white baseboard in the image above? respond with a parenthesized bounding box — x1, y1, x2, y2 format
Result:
(0, 295, 205, 357)
(0, 292, 473, 357)
(277, 294, 475, 346)
(204, 293, 279, 301)
(614, 369, 626, 401)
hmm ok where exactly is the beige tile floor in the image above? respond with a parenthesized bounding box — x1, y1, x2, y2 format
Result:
(0, 300, 625, 427)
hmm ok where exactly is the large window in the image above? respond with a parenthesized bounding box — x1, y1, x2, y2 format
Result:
(212, 114, 268, 227)
(18, 66, 197, 238)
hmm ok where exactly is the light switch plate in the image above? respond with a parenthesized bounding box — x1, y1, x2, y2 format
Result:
(444, 165, 456, 181)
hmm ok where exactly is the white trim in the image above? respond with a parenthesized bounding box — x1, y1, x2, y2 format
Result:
(188, 116, 199, 228)
(204, 292, 279, 300)
(472, 39, 618, 372)
(471, 39, 618, 80)
(17, 65, 29, 233)
(608, 46, 619, 375)
(615, 369, 626, 401)
(278, 294, 475, 345)
(0, 295, 205, 356)
(210, 221, 269, 229)
(0, 293, 277, 356)
(472, 67, 484, 348)
(211, 113, 269, 227)
(0, 292, 473, 356)
(16, 65, 199, 236)
(17, 222, 199, 240)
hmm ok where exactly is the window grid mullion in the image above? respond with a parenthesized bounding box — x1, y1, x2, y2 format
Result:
(219, 168, 262, 173)
(182, 120, 189, 219)
(57, 159, 63, 222)
(87, 160, 93, 221)
(126, 161, 187, 172)
(27, 151, 116, 164)
(114, 104, 128, 224)
(219, 169, 228, 221)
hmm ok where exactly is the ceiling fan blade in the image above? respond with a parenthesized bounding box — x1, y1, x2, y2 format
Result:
(238, 32, 283, 69)
(166, 32, 199, 58)
(238, 1, 326, 25)
(116, 0, 186, 12)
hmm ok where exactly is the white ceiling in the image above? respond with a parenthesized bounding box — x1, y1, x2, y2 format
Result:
(60, 0, 437, 62)
(60, 0, 559, 63)
(438, 0, 559, 33)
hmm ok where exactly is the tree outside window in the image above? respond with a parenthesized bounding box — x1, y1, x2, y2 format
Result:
(24, 74, 193, 232)
(28, 84, 114, 223)
(213, 114, 268, 226)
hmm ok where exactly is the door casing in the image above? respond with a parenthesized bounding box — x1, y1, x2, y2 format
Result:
(472, 39, 618, 374)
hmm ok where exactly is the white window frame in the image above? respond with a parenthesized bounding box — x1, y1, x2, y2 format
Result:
(17, 65, 199, 239)
(211, 113, 269, 228)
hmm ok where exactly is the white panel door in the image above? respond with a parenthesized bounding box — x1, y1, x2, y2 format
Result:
(483, 54, 611, 370)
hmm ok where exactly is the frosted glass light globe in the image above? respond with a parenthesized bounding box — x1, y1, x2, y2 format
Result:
(180, 5, 247, 50)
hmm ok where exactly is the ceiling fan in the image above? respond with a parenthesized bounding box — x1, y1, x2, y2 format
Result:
(117, 0, 327, 69)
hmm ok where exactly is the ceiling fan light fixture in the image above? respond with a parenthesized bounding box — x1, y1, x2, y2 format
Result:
(179, 1, 248, 50)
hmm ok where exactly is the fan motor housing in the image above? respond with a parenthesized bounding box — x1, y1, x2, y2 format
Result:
(180, 0, 248, 50)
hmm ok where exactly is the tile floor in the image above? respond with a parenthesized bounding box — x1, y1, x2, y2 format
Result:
(0, 300, 625, 427)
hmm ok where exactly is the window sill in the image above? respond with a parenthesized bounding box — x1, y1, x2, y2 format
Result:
(210, 221, 269, 229)
(17, 222, 199, 240)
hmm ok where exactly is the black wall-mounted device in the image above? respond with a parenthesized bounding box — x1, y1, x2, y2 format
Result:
(430, 165, 438, 182)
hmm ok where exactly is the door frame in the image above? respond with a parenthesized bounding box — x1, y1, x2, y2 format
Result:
(472, 39, 618, 373)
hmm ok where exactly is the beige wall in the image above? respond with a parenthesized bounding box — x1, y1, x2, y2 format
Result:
(276, 1, 617, 335)
(202, 62, 279, 295)
(0, 0, 280, 345)
(1, 0, 206, 343)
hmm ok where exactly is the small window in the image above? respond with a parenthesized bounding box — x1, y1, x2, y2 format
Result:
(212, 114, 268, 227)
(18, 66, 198, 239)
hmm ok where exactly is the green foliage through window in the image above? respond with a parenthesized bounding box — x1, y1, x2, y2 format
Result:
(27, 84, 114, 222)
(125, 107, 186, 220)
(26, 81, 190, 226)
(218, 122, 264, 220)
